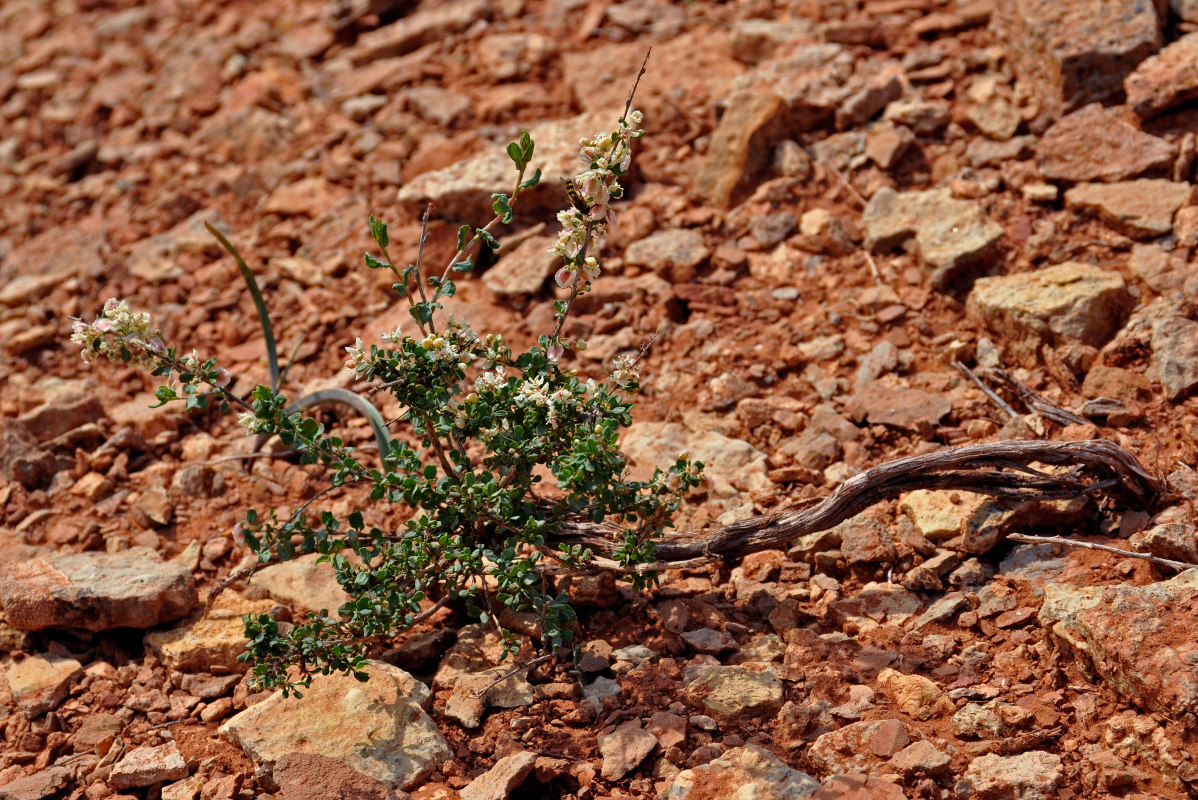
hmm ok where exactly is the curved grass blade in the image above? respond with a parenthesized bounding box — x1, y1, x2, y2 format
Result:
(205, 222, 280, 390)
(286, 388, 391, 459)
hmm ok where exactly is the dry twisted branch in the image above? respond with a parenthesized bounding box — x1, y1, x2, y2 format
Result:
(558, 439, 1162, 569)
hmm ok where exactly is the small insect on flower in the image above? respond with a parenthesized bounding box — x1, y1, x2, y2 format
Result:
(561, 178, 590, 216)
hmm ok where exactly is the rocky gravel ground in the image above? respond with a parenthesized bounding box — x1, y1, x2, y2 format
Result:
(3, 0, 1198, 798)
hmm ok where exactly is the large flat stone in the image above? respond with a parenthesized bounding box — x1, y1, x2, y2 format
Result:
(684, 665, 783, 720)
(1036, 104, 1175, 182)
(863, 187, 1002, 288)
(991, 0, 1161, 118)
(660, 744, 819, 800)
(7, 654, 83, 718)
(219, 661, 447, 791)
(0, 548, 197, 632)
(1039, 569, 1198, 721)
(397, 110, 614, 222)
(967, 263, 1131, 364)
(1125, 31, 1198, 119)
(694, 91, 790, 206)
(143, 592, 276, 673)
(1064, 180, 1192, 238)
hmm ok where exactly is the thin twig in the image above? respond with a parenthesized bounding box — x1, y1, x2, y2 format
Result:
(202, 561, 264, 617)
(1007, 533, 1198, 572)
(954, 361, 1018, 421)
(471, 652, 557, 699)
(979, 367, 1089, 427)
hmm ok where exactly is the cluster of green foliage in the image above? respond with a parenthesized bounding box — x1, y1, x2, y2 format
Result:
(74, 104, 703, 697)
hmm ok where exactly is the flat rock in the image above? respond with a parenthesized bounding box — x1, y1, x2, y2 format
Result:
(990, 0, 1161, 118)
(1151, 314, 1198, 401)
(963, 751, 1063, 800)
(7, 654, 83, 718)
(684, 665, 783, 720)
(109, 742, 189, 790)
(220, 661, 446, 791)
(695, 91, 789, 205)
(1065, 180, 1192, 238)
(810, 774, 907, 799)
(724, 41, 855, 129)
(249, 553, 351, 617)
(808, 718, 910, 777)
(681, 628, 737, 655)
(434, 625, 534, 729)
(660, 744, 820, 799)
(1036, 104, 1175, 182)
(1040, 569, 1198, 720)
(1125, 31, 1198, 119)
(273, 753, 406, 800)
(829, 583, 923, 634)
(622, 422, 771, 500)
(597, 720, 657, 780)
(863, 186, 1002, 288)
(144, 591, 276, 673)
(1128, 243, 1198, 294)
(887, 740, 952, 778)
(459, 751, 535, 800)
(624, 228, 711, 277)
(349, 0, 486, 63)
(851, 382, 951, 436)
(967, 263, 1131, 359)
(0, 548, 197, 632)
(481, 235, 556, 297)
(0, 766, 72, 800)
(397, 110, 614, 221)
(900, 490, 995, 541)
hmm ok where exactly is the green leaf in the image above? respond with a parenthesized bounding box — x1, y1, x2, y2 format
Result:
(519, 167, 541, 190)
(435, 280, 456, 300)
(507, 141, 524, 169)
(476, 228, 500, 250)
(456, 224, 471, 252)
(364, 253, 389, 270)
(491, 193, 513, 224)
(451, 256, 474, 273)
(520, 130, 534, 162)
(368, 215, 389, 248)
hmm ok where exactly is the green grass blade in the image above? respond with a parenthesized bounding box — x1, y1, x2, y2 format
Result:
(205, 222, 280, 390)
(287, 388, 391, 460)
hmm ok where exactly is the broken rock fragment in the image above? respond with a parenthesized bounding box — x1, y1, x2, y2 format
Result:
(990, 0, 1161, 117)
(863, 186, 1002, 289)
(660, 745, 819, 799)
(967, 263, 1131, 365)
(1039, 569, 1198, 721)
(1036, 104, 1175, 182)
(0, 548, 197, 632)
(219, 661, 447, 791)
(1064, 180, 1192, 238)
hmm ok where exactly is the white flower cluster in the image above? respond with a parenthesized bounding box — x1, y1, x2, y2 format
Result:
(550, 108, 645, 292)
(610, 353, 640, 390)
(71, 299, 164, 366)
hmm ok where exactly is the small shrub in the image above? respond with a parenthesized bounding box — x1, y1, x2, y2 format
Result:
(71, 72, 702, 696)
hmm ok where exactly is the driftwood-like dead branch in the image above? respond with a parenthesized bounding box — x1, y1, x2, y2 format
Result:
(559, 439, 1162, 568)
(978, 367, 1089, 427)
(1007, 533, 1198, 572)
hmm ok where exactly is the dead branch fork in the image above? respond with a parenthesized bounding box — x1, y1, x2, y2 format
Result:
(557, 439, 1163, 568)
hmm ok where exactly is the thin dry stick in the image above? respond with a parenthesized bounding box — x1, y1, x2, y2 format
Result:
(1007, 533, 1198, 572)
(979, 367, 1089, 427)
(471, 652, 557, 699)
(954, 361, 1018, 421)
